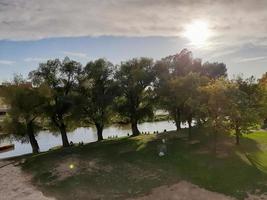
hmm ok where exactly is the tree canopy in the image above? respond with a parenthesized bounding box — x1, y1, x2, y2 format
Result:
(115, 57, 155, 136)
(77, 58, 118, 141)
(0, 76, 45, 153)
(29, 57, 82, 147)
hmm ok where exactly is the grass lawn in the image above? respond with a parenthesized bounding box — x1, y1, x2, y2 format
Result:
(22, 128, 267, 200)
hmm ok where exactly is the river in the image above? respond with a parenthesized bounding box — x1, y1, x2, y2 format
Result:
(0, 120, 183, 159)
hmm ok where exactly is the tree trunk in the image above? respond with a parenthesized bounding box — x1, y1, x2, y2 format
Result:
(27, 122, 39, 154)
(213, 130, 217, 154)
(174, 108, 181, 131)
(95, 123, 104, 141)
(174, 119, 181, 131)
(235, 128, 240, 145)
(131, 119, 140, 136)
(59, 123, 70, 147)
(187, 118, 192, 140)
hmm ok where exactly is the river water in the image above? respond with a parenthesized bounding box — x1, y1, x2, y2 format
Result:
(0, 120, 183, 159)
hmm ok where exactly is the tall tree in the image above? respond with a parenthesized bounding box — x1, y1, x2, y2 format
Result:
(180, 73, 209, 139)
(115, 58, 155, 136)
(0, 76, 45, 153)
(200, 78, 230, 152)
(29, 57, 82, 147)
(258, 73, 267, 126)
(78, 59, 117, 141)
(226, 77, 262, 145)
(154, 49, 209, 131)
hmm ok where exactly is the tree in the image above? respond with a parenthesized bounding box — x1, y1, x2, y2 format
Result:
(201, 62, 227, 79)
(77, 59, 117, 141)
(0, 76, 45, 153)
(226, 77, 262, 145)
(29, 57, 82, 147)
(253, 75, 267, 128)
(200, 78, 230, 152)
(202, 76, 262, 146)
(154, 49, 210, 131)
(115, 58, 155, 136)
(179, 73, 209, 139)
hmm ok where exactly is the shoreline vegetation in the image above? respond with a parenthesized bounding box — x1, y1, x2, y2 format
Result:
(1, 49, 266, 154)
(0, 113, 170, 138)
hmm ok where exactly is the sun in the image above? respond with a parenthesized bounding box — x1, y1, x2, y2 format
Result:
(183, 21, 211, 46)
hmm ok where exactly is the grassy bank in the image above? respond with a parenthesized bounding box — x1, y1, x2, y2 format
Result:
(22, 128, 267, 200)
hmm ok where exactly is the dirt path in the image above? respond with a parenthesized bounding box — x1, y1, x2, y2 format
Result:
(128, 181, 236, 200)
(0, 161, 55, 200)
(129, 181, 267, 200)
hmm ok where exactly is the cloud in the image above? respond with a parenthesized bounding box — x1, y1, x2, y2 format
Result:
(0, 60, 15, 65)
(24, 57, 47, 62)
(234, 56, 267, 63)
(62, 51, 89, 59)
(0, 0, 267, 46)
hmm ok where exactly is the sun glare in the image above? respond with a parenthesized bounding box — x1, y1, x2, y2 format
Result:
(183, 21, 211, 47)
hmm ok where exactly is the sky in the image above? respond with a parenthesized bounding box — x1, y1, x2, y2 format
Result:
(1, 0, 267, 81)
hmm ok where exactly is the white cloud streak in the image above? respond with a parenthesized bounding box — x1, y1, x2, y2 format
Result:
(0, 60, 15, 65)
(62, 51, 89, 59)
(234, 56, 267, 63)
(24, 57, 47, 62)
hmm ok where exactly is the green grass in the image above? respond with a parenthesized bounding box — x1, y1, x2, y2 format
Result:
(22, 128, 267, 200)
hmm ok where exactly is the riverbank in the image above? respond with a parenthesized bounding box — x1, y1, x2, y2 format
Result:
(16, 128, 267, 200)
(0, 120, 177, 159)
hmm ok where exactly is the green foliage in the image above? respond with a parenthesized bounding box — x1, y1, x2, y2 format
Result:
(227, 77, 262, 134)
(0, 76, 45, 152)
(201, 77, 263, 145)
(199, 78, 233, 150)
(154, 49, 217, 131)
(200, 78, 231, 125)
(201, 62, 227, 79)
(257, 73, 267, 125)
(77, 58, 118, 140)
(1, 117, 41, 143)
(114, 57, 155, 135)
(29, 57, 82, 147)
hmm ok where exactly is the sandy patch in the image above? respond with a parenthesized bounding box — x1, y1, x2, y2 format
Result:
(128, 181, 236, 200)
(0, 160, 55, 200)
(128, 180, 267, 200)
(246, 194, 267, 200)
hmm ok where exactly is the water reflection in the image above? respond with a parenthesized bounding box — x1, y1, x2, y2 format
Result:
(0, 120, 183, 159)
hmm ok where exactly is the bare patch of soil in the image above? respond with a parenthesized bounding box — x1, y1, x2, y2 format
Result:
(245, 193, 267, 200)
(0, 161, 55, 200)
(128, 181, 236, 200)
(53, 155, 112, 181)
(123, 163, 161, 181)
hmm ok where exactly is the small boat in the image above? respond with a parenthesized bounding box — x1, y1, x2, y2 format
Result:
(0, 144, 15, 153)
